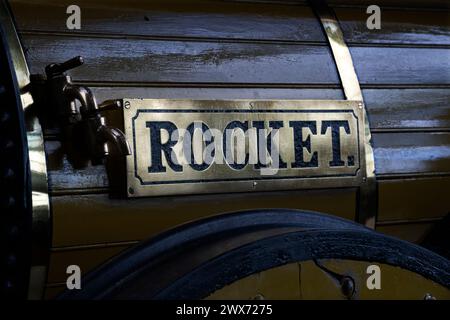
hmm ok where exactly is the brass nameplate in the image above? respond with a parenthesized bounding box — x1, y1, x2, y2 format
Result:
(123, 99, 365, 197)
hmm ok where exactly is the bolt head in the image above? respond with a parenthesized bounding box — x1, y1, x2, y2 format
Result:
(341, 276, 355, 299)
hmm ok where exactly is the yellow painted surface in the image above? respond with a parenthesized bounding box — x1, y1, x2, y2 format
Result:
(51, 189, 356, 247)
(208, 260, 450, 300)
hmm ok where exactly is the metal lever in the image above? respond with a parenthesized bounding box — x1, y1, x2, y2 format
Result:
(97, 99, 123, 114)
(38, 56, 131, 164)
(45, 56, 84, 78)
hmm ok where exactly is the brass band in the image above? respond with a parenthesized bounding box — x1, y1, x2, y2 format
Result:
(310, 0, 377, 228)
(0, 1, 51, 299)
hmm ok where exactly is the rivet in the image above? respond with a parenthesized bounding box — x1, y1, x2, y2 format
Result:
(4, 280, 14, 290)
(0, 139, 14, 151)
(1, 195, 15, 208)
(2, 168, 14, 180)
(0, 111, 10, 124)
(6, 254, 16, 267)
(8, 226, 19, 239)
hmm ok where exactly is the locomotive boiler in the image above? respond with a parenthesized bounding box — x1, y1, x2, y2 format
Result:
(0, 0, 449, 300)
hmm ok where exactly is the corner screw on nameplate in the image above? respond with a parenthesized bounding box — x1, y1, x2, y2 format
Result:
(124, 101, 131, 109)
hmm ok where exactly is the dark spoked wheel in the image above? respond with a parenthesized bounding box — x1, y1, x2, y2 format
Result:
(58, 209, 450, 300)
(0, 16, 33, 299)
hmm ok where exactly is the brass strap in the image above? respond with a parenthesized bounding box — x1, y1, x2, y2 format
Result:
(310, 0, 377, 228)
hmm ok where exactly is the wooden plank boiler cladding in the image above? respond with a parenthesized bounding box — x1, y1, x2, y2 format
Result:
(6, 0, 450, 297)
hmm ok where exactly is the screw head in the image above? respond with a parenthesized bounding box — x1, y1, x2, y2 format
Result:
(424, 293, 436, 300)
